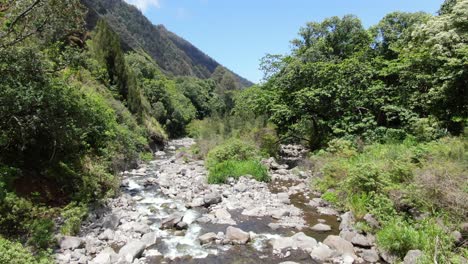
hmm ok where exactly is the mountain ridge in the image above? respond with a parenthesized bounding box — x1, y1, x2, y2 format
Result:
(81, 0, 253, 87)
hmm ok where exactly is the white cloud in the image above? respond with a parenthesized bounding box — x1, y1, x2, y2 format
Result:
(124, 0, 160, 11)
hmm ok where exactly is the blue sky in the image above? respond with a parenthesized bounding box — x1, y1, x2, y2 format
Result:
(124, 0, 444, 83)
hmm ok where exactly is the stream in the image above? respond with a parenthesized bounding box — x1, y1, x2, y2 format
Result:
(55, 138, 372, 264)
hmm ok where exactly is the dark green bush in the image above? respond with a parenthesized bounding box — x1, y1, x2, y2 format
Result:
(206, 139, 259, 167)
(28, 219, 55, 249)
(0, 236, 52, 264)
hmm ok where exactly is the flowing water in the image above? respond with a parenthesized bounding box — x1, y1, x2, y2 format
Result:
(115, 139, 340, 263)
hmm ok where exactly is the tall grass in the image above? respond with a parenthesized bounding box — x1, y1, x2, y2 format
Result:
(208, 160, 269, 184)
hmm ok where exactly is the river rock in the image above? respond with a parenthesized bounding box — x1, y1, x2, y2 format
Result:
(363, 213, 380, 229)
(225, 226, 250, 244)
(161, 214, 183, 229)
(91, 248, 118, 264)
(271, 209, 290, 219)
(339, 212, 355, 231)
(203, 193, 222, 207)
(317, 207, 339, 216)
(311, 223, 332, 232)
(118, 240, 146, 262)
(323, 235, 356, 259)
(277, 192, 290, 204)
(199, 232, 217, 244)
(121, 221, 150, 234)
(361, 249, 380, 263)
(310, 243, 334, 262)
(189, 197, 205, 208)
(102, 214, 121, 230)
(379, 250, 398, 264)
(141, 232, 158, 248)
(403, 250, 423, 264)
(351, 233, 374, 248)
(98, 229, 114, 241)
(59, 236, 84, 250)
(270, 232, 317, 253)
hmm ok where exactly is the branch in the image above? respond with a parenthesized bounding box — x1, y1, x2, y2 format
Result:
(4, 0, 41, 36)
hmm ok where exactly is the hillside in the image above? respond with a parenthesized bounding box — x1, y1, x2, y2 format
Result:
(81, 0, 253, 87)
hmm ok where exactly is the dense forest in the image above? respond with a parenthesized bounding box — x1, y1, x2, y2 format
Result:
(0, 0, 466, 263)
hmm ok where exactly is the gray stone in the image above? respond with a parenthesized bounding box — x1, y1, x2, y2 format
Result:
(234, 183, 248, 192)
(141, 232, 158, 248)
(361, 249, 380, 263)
(98, 229, 114, 241)
(118, 240, 146, 262)
(310, 243, 334, 262)
(121, 222, 151, 234)
(339, 212, 355, 231)
(380, 250, 398, 264)
(363, 213, 380, 228)
(403, 250, 423, 264)
(198, 232, 217, 244)
(317, 207, 339, 216)
(214, 208, 232, 220)
(91, 248, 118, 264)
(59, 236, 84, 250)
(351, 233, 374, 248)
(323, 235, 356, 259)
(270, 232, 317, 253)
(203, 193, 222, 207)
(311, 223, 332, 232)
(226, 226, 250, 244)
(175, 221, 188, 230)
(271, 209, 289, 219)
(277, 192, 290, 204)
(161, 214, 183, 229)
(102, 214, 121, 230)
(189, 197, 205, 207)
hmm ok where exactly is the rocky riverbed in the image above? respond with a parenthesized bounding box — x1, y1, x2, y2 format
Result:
(54, 138, 390, 264)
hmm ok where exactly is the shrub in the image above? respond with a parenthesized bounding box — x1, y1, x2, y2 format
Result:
(376, 218, 421, 258)
(27, 219, 55, 250)
(208, 160, 269, 184)
(60, 203, 88, 236)
(206, 139, 259, 167)
(0, 236, 52, 264)
(347, 193, 370, 219)
(321, 191, 339, 205)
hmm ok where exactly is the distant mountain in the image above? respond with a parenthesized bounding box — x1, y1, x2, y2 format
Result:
(81, 0, 253, 87)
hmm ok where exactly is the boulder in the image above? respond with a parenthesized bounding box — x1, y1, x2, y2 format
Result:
(203, 193, 222, 207)
(271, 209, 290, 219)
(277, 192, 290, 204)
(351, 233, 374, 248)
(121, 221, 151, 234)
(118, 240, 146, 262)
(225, 226, 250, 244)
(161, 214, 183, 229)
(311, 223, 332, 232)
(59, 236, 84, 250)
(102, 214, 121, 230)
(403, 250, 423, 264)
(361, 249, 380, 263)
(270, 232, 317, 253)
(90, 248, 118, 264)
(379, 250, 398, 264)
(310, 243, 334, 262)
(323, 235, 356, 259)
(198, 232, 217, 244)
(98, 229, 114, 241)
(339, 212, 355, 231)
(189, 197, 205, 208)
(141, 232, 158, 248)
(363, 213, 380, 228)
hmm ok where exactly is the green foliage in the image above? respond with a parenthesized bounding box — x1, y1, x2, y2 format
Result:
(377, 218, 456, 262)
(28, 219, 55, 250)
(206, 139, 259, 167)
(321, 191, 339, 205)
(60, 203, 88, 236)
(0, 236, 52, 264)
(250, 3, 467, 149)
(208, 160, 269, 184)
